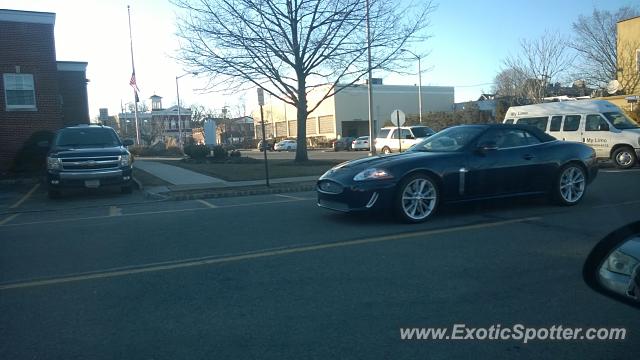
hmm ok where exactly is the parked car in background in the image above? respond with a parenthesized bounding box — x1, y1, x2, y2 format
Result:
(257, 139, 275, 152)
(318, 124, 598, 223)
(374, 126, 435, 154)
(352, 136, 370, 151)
(332, 136, 355, 151)
(43, 124, 134, 198)
(503, 100, 640, 169)
(275, 139, 297, 151)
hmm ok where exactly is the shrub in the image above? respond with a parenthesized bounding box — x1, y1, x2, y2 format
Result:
(184, 144, 209, 159)
(129, 145, 183, 157)
(11, 130, 55, 173)
(212, 145, 228, 159)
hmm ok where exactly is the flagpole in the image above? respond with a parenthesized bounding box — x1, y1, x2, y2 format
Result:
(127, 5, 141, 145)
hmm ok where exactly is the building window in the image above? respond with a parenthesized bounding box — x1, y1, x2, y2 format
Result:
(636, 49, 640, 73)
(3, 73, 36, 110)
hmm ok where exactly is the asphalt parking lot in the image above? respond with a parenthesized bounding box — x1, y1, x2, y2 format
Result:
(1, 168, 640, 359)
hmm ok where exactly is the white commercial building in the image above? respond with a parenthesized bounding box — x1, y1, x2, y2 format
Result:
(253, 81, 454, 140)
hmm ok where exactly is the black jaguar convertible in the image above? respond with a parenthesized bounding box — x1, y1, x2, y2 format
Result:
(317, 124, 598, 223)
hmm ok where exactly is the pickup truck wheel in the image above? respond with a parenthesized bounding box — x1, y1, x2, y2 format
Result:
(612, 147, 637, 169)
(121, 185, 133, 194)
(48, 189, 61, 199)
(382, 146, 391, 154)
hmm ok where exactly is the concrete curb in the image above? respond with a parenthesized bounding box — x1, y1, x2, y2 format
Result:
(161, 182, 317, 201)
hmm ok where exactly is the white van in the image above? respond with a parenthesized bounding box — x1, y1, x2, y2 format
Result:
(503, 100, 640, 168)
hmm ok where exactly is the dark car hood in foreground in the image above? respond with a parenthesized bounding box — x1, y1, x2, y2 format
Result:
(49, 146, 128, 158)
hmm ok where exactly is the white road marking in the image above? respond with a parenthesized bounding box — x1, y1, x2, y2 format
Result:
(196, 199, 218, 208)
(0, 216, 540, 291)
(108, 206, 122, 216)
(0, 198, 312, 228)
(274, 194, 307, 200)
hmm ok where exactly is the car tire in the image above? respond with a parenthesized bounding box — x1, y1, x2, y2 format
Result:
(382, 146, 391, 154)
(121, 185, 133, 194)
(394, 173, 439, 223)
(554, 163, 587, 206)
(612, 147, 637, 169)
(48, 189, 61, 199)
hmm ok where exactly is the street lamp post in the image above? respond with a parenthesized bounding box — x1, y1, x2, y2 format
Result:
(401, 49, 423, 124)
(175, 72, 198, 148)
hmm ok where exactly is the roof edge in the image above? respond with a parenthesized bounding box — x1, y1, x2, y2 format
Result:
(0, 9, 55, 25)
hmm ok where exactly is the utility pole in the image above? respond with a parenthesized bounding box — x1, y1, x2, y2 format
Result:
(366, 0, 376, 156)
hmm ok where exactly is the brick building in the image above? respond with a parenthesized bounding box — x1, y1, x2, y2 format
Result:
(0, 9, 89, 171)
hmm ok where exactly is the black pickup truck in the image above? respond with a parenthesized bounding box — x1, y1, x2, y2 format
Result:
(43, 124, 134, 198)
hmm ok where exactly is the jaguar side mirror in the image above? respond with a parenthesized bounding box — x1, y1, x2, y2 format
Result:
(583, 220, 640, 309)
(122, 139, 134, 146)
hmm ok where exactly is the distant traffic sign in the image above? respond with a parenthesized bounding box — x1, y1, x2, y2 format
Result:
(390, 109, 406, 126)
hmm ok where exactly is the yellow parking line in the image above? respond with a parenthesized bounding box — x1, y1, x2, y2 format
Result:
(0, 216, 540, 291)
(196, 199, 218, 208)
(0, 214, 19, 226)
(9, 183, 40, 209)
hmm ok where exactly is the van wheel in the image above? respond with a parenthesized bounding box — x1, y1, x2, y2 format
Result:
(612, 147, 637, 169)
(382, 146, 392, 154)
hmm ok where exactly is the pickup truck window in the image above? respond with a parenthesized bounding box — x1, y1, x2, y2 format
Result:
(55, 128, 121, 147)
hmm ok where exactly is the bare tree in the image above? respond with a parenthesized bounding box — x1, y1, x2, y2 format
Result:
(570, 6, 639, 88)
(492, 68, 528, 98)
(190, 104, 215, 127)
(173, 0, 434, 162)
(503, 31, 575, 103)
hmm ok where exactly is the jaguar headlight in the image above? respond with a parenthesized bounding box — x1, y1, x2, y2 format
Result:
(607, 250, 639, 276)
(353, 168, 393, 181)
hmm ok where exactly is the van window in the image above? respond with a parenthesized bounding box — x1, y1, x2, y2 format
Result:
(585, 114, 609, 131)
(391, 129, 401, 139)
(549, 116, 562, 132)
(516, 117, 548, 131)
(378, 129, 390, 138)
(603, 112, 640, 130)
(400, 129, 413, 139)
(504, 119, 514, 124)
(563, 115, 581, 131)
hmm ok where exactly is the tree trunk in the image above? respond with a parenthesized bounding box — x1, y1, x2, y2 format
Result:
(295, 78, 309, 163)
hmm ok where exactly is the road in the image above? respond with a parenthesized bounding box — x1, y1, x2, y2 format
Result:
(1, 169, 640, 359)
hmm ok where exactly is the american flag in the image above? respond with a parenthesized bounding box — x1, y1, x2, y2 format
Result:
(129, 72, 140, 103)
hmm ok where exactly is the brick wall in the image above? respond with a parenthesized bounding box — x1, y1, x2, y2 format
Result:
(0, 20, 63, 171)
(58, 69, 90, 126)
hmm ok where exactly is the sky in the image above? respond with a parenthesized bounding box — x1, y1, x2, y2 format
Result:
(3, 0, 637, 119)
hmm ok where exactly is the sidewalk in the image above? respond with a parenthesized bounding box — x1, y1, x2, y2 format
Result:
(133, 160, 317, 200)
